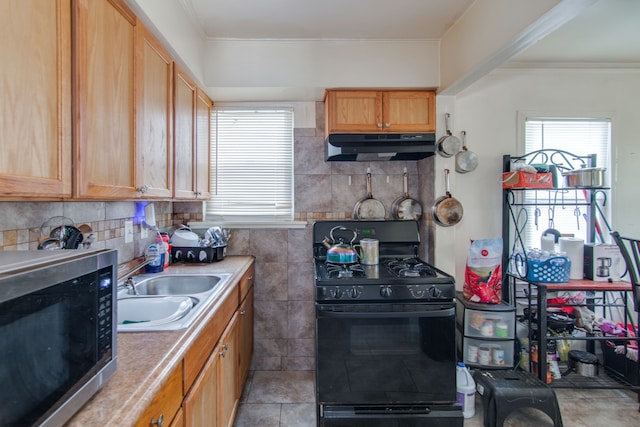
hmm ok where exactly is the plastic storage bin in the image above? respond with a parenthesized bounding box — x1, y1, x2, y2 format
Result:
(456, 292, 515, 369)
(526, 257, 570, 283)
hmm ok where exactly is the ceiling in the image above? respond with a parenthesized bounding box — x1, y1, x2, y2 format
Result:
(184, 0, 640, 64)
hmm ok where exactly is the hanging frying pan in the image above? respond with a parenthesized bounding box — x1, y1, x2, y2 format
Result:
(353, 169, 386, 219)
(391, 168, 423, 220)
(431, 169, 464, 226)
(455, 131, 479, 173)
(436, 113, 461, 158)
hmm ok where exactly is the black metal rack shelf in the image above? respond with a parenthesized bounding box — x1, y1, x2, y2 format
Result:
(501, 150, 640, 395)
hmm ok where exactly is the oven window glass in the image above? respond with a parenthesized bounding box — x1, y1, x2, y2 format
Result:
(316, 305, 457, 405)
(0, 272, 98, 426)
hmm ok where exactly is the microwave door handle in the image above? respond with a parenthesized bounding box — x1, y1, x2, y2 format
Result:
(317, 307, 455, 319)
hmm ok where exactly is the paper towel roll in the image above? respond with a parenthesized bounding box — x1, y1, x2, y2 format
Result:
(559, 237, 584, 279)
(541, 234, 555, 252)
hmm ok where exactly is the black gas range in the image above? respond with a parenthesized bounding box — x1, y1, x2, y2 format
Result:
(313, 220, 462, 427)
(313, 220, 456, 302)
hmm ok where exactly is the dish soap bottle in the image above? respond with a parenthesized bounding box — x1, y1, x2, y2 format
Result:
(456, 362, 476, 418)
(145, 244, 165, 273)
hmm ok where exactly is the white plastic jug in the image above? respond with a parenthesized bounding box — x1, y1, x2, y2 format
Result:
(456, 362, 476, 419)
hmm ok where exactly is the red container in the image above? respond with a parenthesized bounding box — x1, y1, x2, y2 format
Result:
(502, 172, 553, 189)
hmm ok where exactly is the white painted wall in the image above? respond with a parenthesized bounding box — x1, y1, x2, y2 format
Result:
(203, 39, 440, 101)
(444, 67, 640, 285)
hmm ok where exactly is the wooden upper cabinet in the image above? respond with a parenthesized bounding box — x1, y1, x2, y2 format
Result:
(325, 89, 436, 135)
(173, 64, 197, 199)
(382, 90, 435, 132)
(72, 0, 138, 199)
(325, 90, 383, 134)
(173, 67, 211, 200)
(195, 89, 212, 199)
(136, 23, 174, 198)
(0, 0, 72, 199)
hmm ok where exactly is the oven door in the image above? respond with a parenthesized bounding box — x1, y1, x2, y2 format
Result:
(316, 302, 457, 407)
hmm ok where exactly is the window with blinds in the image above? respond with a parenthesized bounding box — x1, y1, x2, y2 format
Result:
(521, 117, 611, 247)
(206, 108, 294, 222)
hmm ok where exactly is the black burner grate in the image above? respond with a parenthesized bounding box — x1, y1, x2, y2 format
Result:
(384, 258, 438, 278)
(326, 262, 365, 278)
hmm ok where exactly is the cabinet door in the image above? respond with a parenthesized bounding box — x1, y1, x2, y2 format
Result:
(195, 89, 211, 200)
(135, 23, 173, 198)
(0, 0, 72, 199)
(218, 312, 239, 427)
(237, 288, 254, 398)
(173, 64, 197, 199)
(325, 90, 383, 133)
(169, 408, 184, 427)
(72, 0, 139, 199)
(184, 346, 219, 427)
(134, 363, 183, 427)
(382, 91, 435, 132)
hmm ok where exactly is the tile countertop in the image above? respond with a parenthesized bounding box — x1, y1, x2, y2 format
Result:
(66, 255, 255, 426)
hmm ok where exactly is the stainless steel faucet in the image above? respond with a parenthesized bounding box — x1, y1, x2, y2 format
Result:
(117, 258, 153, 295)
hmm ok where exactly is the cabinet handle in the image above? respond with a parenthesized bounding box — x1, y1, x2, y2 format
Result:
(137, 185, 149, 194)
(377, 123, 383, 128)
(151, 414, 164, 427)
(385, 122, 390, 127)
(220, 350, 226, 358)
(240, 310, 246, 315)
(194, 191, 202, 198)
(222, 343, 229, 351)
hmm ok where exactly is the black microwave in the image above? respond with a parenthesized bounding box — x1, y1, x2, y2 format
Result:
(0, 249, 118, 426)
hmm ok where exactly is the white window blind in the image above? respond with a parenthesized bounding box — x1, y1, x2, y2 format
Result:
(521, 118, 611, 247)
(206, 108, 294, 222)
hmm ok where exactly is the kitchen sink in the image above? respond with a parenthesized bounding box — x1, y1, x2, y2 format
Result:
(118, 296, 194, 329)
(131, 274, 223, 296)
(117, 273, 233, 332)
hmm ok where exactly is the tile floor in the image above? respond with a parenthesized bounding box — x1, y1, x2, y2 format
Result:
(234, 370, 640, 427)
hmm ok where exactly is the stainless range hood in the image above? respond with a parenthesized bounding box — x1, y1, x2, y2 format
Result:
(325, 133, 436, 161)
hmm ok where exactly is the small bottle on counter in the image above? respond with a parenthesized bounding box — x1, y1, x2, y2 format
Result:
(156, 233, 170, 269)
(145, 244, 165, 273)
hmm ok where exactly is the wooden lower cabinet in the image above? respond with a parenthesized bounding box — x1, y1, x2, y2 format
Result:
(179, 262, 254, 427)
(138, 262, 254, 427)
(183, 312, 239, 427)
(237, 288, 254, 396)
(170, 408, 184, 427)
(184, 345, 219, 427)
(135, 363, 183, 427)
(217, 312, 239, 427)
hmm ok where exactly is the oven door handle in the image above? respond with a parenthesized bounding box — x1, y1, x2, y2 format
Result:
(317, 307, 455, 319)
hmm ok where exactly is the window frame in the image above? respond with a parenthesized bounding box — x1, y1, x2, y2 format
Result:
(202, 106, 301, 228)
(514, 111, 613, 250)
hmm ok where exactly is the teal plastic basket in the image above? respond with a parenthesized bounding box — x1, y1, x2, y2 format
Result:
(526, 256, 571, 283)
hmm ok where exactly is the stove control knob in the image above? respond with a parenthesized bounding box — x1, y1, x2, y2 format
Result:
(410, 287, 425, 298)
(349, 286, 361, 299)
(428, 287, 442, 298)
(380, 285, 392, 298)
(332, 287, 344, 299)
